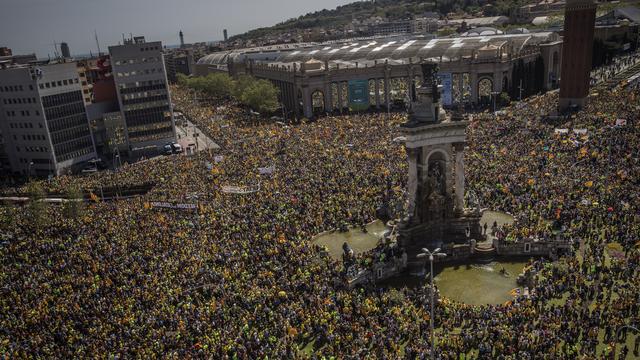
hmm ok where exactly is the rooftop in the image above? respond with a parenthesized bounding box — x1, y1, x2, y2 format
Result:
(197, 32, 558, 68)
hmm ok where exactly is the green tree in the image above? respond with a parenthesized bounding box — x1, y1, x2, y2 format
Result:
(184, 73, 235, 98)
(232, 74, 256, 99)
(64, 184, 84, 219)
(499, 92, 511, 106)
(26, 181, 47, 228)
(239, 80, 280, 113)
(176, 73, 189, 86)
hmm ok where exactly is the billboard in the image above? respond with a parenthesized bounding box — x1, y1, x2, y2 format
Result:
(348, 79, 370, 111)
(437, 72, 453, 106)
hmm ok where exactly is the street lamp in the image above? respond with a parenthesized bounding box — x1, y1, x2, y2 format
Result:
(27, 161, 34, 180)
(417, 247, 447, 360)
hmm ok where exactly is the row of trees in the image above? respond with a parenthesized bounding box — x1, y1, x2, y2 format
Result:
(177, 73, 280, 114)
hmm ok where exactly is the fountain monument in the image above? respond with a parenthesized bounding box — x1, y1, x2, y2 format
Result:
(397, 62, 484, 271)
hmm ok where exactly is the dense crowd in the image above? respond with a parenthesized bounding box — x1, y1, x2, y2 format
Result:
(0, 75, 638, 358)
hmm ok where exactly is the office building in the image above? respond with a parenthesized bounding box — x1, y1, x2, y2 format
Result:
(60, 42, 71, 58)
(224, 29, 228, 42)
(0, 62, 97, 176)
(559, 0, 597, 111)
(108, 36, 175, 154)
(0, 53, 38, 68)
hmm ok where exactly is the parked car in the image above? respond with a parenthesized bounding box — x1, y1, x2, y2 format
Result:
(163, 144, 173, 155)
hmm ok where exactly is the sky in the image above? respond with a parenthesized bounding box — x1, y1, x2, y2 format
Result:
(0, 0, 355, 58)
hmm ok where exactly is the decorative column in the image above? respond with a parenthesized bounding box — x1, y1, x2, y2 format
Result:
(406, 65, 414, 102)
(406, 147, 419, 219)
(324, 84, 332, 113)
(384, 75, 390, 113)
(454, 142, 465, 214)
(336, 82, 343, 113)
(493, 72, 502, 93)
(302, 87, 312, 118)
(458, 74, 464, 104)
(375, 79, 381, 109)
(470, 72, 479, 104)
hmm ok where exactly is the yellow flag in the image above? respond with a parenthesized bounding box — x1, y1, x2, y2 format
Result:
(579, 147, 588, 158)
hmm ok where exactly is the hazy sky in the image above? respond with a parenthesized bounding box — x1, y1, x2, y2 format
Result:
(0, 0, 354, 58)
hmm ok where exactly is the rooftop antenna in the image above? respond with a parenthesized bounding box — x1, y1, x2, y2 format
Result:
(94, 29, 102, 55)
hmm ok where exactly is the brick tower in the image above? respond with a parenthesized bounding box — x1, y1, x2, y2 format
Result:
(558, 0, 597, 111)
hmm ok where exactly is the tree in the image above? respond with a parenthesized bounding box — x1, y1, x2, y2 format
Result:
(176, 73, 189, 86)
(232, 74, 256, 99)
(499, 92, 511, 106)
(239, 80, 280, 113)
(64, 184, 84, 219)
(201, 73, 234, 98)
(184, 73, 234, 98)
(25, 181, 47, 228)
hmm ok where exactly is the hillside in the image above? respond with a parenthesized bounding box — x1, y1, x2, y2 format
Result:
(229, 0, 443, 42)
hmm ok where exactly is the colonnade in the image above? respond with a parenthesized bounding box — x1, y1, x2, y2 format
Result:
(250, 60, 525, 118)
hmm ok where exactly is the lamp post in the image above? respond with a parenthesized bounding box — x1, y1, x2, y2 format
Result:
(27, 161, 34, 180)
(417, 247, 447, 360)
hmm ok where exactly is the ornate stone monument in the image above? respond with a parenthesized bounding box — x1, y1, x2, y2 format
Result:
(398, 62, 483, 270)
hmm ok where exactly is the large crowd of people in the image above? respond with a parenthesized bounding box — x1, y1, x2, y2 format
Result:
(1, 72, 638, 358)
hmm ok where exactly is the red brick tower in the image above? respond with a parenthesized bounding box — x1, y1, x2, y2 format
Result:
(559, 0, 597, 111)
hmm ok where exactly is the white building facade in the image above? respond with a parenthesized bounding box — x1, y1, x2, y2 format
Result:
(0, 62, 97, 176)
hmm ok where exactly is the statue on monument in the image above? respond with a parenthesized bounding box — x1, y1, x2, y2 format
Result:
(421, 62, 440, 103)
(415, 160, 448, 223)
(407, 61, 444, 126)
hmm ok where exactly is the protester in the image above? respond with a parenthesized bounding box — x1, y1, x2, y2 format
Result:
(0, 75, 638, 358)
